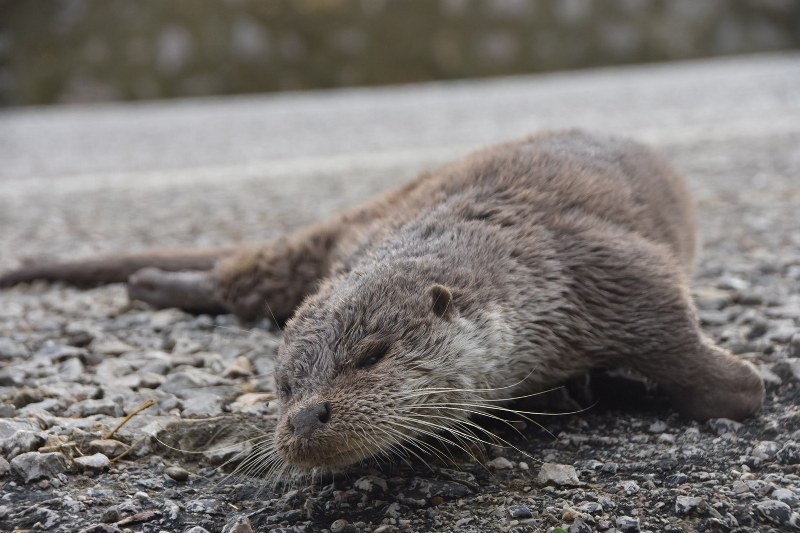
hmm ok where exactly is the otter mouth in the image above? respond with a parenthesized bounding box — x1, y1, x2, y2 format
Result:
(281, 447, 369, 469)
(276, 434, 386, 469)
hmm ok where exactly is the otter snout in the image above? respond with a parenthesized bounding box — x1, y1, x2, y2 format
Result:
(289, 401, 331, 438)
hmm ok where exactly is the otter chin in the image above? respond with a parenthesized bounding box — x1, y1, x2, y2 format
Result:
(0, 130, 765, 472)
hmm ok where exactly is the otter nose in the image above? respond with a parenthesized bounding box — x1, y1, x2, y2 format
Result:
(290, 402, 331, 438)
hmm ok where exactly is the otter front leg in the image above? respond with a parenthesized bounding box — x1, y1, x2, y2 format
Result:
(567, 234, 764, 421)
(622, 269, 762, 421)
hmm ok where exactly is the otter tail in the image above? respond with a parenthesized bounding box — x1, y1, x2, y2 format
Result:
(0, 248, 232, 288)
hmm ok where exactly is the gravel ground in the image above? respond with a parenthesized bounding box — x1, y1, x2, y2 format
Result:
(1, 55, 799, 532)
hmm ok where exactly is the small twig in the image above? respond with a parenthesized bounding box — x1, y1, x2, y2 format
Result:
(103, 399, 156, 440)
(110, 443, 136, 463)
(38, 441, 79, 454)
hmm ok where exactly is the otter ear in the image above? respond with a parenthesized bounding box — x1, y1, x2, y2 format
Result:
(428, 284, 456, 319)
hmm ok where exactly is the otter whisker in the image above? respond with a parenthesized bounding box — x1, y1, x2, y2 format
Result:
(385, 416, 472, 456)
(225, 439, 276, 479)
(380, 423, 459, 467)
(396, 383, 562, 404)
(374, 426, 440, 470)
(397, 408, 527, 444)
(383, 423, 468, 469)
(407, 415, 537, 464)
(263, 300, 283, 332)
(235, 444, 279, 480)
(386, 417, 492, 469)
(404, 402, 560, 440)
(398, 368, 541, 398)
(387, 414, 507, 461)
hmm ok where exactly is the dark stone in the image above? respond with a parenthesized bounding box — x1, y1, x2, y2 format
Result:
(508, 505, 532, 519)
(755, 500, 793, 528)
(777, 442, 800, 465)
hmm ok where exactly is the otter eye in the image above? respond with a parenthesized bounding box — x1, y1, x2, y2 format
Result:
(358, 347, 387, 369)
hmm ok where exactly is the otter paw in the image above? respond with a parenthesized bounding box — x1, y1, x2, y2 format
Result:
(669, 355, 764, 422)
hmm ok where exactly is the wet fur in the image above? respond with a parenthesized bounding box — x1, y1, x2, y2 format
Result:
(1, 130, 765, 470)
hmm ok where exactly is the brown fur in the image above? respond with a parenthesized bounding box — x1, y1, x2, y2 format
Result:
(1, 130, 764, 469)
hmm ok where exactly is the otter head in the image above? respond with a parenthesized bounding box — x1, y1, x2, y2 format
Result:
(272, 265, 503, 469)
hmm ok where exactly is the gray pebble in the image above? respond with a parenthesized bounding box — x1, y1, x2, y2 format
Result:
(577, 501, 603, 515)
(353, 475, 388, 494)
(694, 287, 732, 310)
(706, 418, 744, 435)
(752, 441, 780, 460)
(89, 336, 134, 356)
(699, 309, 731, 326)
(772, 488, 800, 507)
(601, 462, 619, 473)
(66, 399, 123, 418)
(0, 456, 9, 476)
(758, 364, 783, 388)
(100, 505, 122, 523)
(615, 515, 640, 532)
(487, 456, 514, 470)
(777, 441, 800, 465)
(186, 498, 225, 515)
(35, 343, 86, 362)
(666, 473, 688, 486)
(790, 333, 800, 357)
(773, 358, 800, 383)
(0, 338, 29, 360)
(24, 507, 60, 529)
(1, 429, 46, 459)
(508, 505, 532, 518)
(537, 463, 580, 486)
(180, 392, 224, 418)
(570, 519, 593, 533)
(74, 453, 111, 472)
(755, 499, 794, 528)
(58, 357, 85, 381)
(10, 387, 44, 408)
(222, 515, 254, 533)
(329, 518, 349, 533)
(17, 398, 64, 416)
(88, 439, 129, 458)
(159, 368, 228, 397)
(675, 495, 705, 516)
(10, 451, 69, 483)
(769, 323, 800, 343)
(620, 480, 640, 494)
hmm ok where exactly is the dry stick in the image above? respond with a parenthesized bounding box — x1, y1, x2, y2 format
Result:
(103, 399, 156, 440)
(38, 441, 79, 454)
(110, 444, 136, 464)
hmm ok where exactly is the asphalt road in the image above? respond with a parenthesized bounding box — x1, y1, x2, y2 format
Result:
(0, 52, 798, 268)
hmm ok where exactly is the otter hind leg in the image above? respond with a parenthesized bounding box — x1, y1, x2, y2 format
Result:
(127, 267, 226, 315)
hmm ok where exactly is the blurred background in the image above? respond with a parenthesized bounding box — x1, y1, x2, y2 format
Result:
(1, 0, 799, 107)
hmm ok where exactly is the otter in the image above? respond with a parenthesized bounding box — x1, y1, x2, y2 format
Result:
(1, 130, 764, 469)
